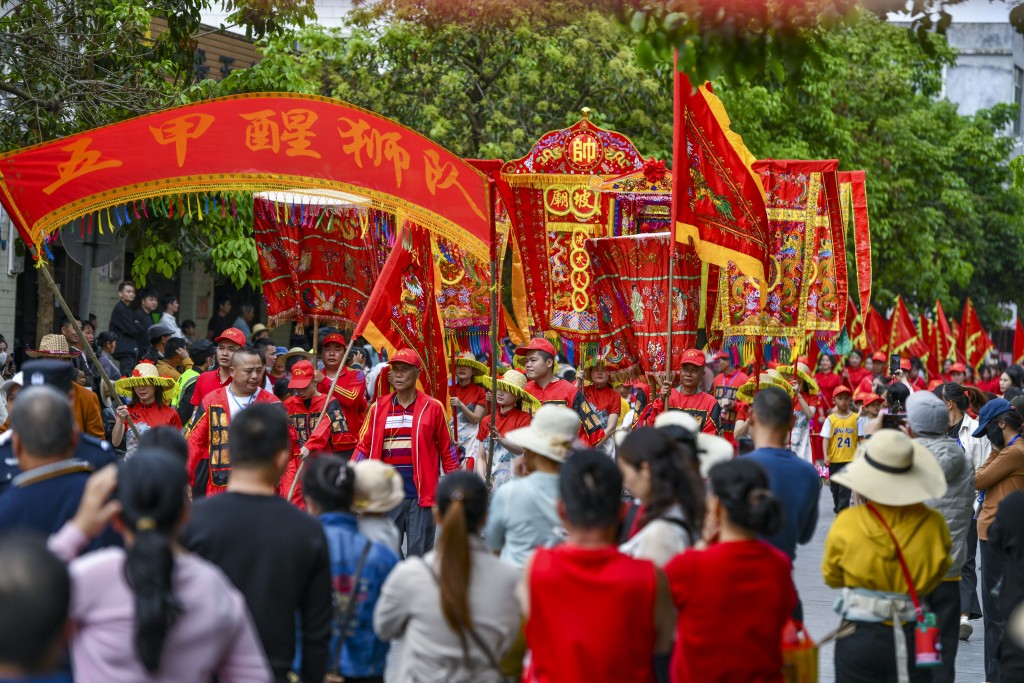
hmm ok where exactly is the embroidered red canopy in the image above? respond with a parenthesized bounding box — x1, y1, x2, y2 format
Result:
(0, 93, 491, 260)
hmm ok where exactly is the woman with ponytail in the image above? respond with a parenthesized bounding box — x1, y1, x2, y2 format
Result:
(374, 471, 520, 682)
(665, 458, 797, 683)
(48, 451, 271, 681)
(302, 456, 398, 683)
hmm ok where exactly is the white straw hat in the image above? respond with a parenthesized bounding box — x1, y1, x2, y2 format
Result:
(831, 429, 947, 506)
(504, 404, 580, 463)
(352, 460, 405, 514)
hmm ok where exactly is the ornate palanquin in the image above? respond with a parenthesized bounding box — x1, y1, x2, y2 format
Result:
(711, 160, 847, 362)
(500, 110, 646, 361)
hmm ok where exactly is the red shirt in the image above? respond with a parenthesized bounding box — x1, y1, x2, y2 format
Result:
(526, 545, 658, 683)
(451, 382, 487, 408)
(127, 402, 182, 431)
(525, 377, 605, 444)
(844, 365, 872, 392)
(647, 390, 720, 434)
(476, 407, 532, 441)
(814, 372, 846, 414)
(584, 384, 621, 430)
(666, 541, 796, 683)
(318, 367, 368, 437)
(712, 370, 749, 440)
(190, 368, 230, 406)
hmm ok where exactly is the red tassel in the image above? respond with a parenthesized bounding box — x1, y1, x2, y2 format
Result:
(230, 196, 236, 218)
(220, 196, 226, 219)
(168, 197, 174, 219)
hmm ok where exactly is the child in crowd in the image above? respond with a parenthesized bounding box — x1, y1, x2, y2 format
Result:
(820, 386, 859, 513)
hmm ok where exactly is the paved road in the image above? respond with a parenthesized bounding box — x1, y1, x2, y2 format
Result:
(793, 485, 988, 682)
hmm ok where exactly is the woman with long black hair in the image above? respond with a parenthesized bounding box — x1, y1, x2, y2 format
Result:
(618, 427, 705, 567)
(49, 451, 270, 681)
(374, 472, 521, 682)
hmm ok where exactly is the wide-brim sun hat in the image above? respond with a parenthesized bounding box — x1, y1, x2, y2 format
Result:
(26, 334, 79, 359)
(736, 371, 795, 404)
(653, 410, 734, 477)
(778, 361, 820, 396)
(477, 369, 541, 411)
(454, 351, 488, 377)
(278, 346, 312, 363)
(352, 460, 405, 514)
(831, 429, 948, 506)
(582, 356, 619, 383)
(1, 371, 22, 397)
(114, 361, 176, 397)
(504, 404, 580, 463)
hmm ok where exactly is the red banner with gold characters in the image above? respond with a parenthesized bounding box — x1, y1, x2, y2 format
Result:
(353, 223, 449, 406)
(957, 297, 994, 371)
(0, 93, 491, 259)
(838, 170, 872, 313)
(585, 233, 702, 380)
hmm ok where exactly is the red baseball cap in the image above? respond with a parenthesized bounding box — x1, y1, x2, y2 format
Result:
(515, 338, 556, 357)
(389, 348, 422, 369)
(870, 351, 886, 362)
(833, 385, 852, 400)
(288, 360, 316, 389)
(680, 349, 706, 367)
(950, 362, 966, 374)
(322, 332, 346, 347)
(862, 392, 883, 406)
(899, 358, 911, 372)
(215, 328, 246, 347)
(713, 351, 730, 361)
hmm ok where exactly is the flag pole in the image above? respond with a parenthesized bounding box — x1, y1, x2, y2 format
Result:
(31, 247, 141, 439)
(486, 176, 499, 487)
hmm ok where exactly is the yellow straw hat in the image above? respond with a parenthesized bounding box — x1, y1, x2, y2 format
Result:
(477, 369, 541, 411)
(114, 361, 176, 397)
(778, 361, 820, 396)
(454, 351, 488, 377)
(736, 370, 796, 404)
(26, 334, 79, 359)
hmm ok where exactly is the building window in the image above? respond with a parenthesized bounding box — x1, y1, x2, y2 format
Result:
(1015, 66, 1024, 136)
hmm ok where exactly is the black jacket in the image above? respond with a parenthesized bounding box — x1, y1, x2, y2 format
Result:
(108, 301, 150, 360)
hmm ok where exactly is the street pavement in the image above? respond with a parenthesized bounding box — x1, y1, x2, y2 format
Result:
(793, 484, 988, 682)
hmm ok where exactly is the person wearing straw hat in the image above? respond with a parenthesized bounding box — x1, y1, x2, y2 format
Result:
(353, 348, 459, 557)
(187, 348, 282, 498)
(475, 369, 538, 490)
(823, 430, 951, 683)
(278, 346, 312, 373)
(279, 359, 350, 508)
(484, 404, 577, 568)
(642, 349, 721, 435)
(317, 332, 368, 450)
(515, 338, 605, 446)
(731, 369, 794, 440)
(111, 361, 181, 457)
(582, 357, 621, 452)
(778, 360, 820, 464)
(26, 334, 104, 439)
(450, 351, 488, 458)
(190, 327, 246, 410)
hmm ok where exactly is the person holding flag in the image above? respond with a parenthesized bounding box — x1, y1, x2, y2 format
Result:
(642, 349, 720, 435)
(711, 351, 749, 444)
(449, 351, 488, 458)
(316, 332, 367, 454)
(354, 348, 459, 557)
(582, 356, 622, 452)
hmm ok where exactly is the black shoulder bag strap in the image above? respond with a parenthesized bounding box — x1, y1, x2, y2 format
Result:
(419, 558, 503, 672)
(330, 540, 373, 675)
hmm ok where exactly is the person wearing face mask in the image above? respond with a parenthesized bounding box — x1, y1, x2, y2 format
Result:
(971, 398, 1024, 682)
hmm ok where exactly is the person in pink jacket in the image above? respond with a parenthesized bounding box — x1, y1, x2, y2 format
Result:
(49, 450, 271, 682)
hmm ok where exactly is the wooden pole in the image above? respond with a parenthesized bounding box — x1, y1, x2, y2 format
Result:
(286, 333, 357, 501)
(665, 248, 677, 391)
(311, 319, 319, 369)
(486, 177, 499, 487)
(33, 253, 141, 439)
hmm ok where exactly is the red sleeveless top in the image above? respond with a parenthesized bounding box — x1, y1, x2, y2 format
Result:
(525, 545, 657, 683)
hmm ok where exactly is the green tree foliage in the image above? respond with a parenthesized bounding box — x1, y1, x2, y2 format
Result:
(717, 13, 1024, 325)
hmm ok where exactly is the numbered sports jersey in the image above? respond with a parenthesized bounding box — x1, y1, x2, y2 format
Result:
(820, 411, 859, 464)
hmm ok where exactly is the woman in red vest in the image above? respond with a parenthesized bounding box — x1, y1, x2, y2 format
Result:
(522, 449, 675, 683)
(666, 459, 796, 683)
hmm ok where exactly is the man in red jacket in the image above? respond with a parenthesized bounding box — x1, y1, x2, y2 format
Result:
(353, 348, 458, 556)
(316, 332, 367, 450)
(187, 348, 282, 498)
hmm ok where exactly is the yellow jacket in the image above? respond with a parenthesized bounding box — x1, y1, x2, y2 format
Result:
(823, 502, 951, 597)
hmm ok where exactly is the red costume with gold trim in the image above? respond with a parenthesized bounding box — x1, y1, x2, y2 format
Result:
(318, 368, 367, 449)
(186, 386, 283, 498)
(643, 389, 720, 434)
(279, 393, 350, 507)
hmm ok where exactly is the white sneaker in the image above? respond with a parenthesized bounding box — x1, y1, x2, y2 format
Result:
(959, 615, 973, 641)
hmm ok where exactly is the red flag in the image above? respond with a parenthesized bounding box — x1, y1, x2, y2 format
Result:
(956, 297, 994, 370)
(846, 296, 866, 350)
(935, 299, 956, 365)
(863, 306, 890, 355)
(1015, 317, 1024, 366)
(920, 315, 939, 379)
(353, 224, 450, 407)
(888, 296, 930, 360)
(672, 68, 769, 283)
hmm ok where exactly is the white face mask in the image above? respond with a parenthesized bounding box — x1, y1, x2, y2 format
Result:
(0, 352, 8, 365)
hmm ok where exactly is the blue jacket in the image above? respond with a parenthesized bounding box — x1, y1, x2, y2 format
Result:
(0, 431, 116, 496)
(320, 512, 398, 678)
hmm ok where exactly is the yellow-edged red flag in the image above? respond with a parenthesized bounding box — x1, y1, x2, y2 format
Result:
(956, 298, 993, 370)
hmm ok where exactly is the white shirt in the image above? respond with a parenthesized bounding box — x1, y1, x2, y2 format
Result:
(160, 312, 184, 339)
(956, 413, 991, 471)
(225, 389, 258, 418)
(619, 503, 692, 567)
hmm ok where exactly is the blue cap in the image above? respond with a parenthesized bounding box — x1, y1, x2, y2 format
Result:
(276, 346, 288, 355)
(972, 397, 1013, 438)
